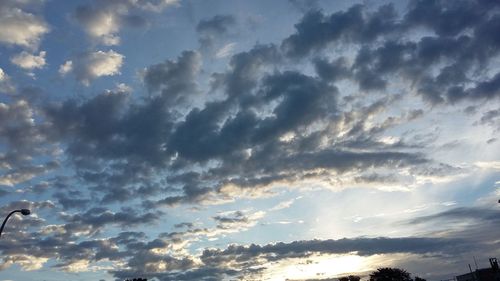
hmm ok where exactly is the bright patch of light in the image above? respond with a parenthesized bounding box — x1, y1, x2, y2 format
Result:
(262, 254, 365, 280)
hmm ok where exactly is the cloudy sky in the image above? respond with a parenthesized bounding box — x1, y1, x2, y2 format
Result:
(0, 0, 499, 280)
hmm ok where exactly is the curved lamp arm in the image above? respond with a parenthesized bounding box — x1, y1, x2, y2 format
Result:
(0, 209, 31, 237)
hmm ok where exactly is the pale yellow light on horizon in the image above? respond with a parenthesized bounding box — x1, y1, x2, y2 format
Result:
(260, 254, 368, 281)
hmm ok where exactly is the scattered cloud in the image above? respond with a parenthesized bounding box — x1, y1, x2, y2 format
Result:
(0, 0, 49, 49)
(11, 51, 46, 70)
(58, 60, 73, 75)
(74, 0, 177, 45)
(60, 50, 124, 85)
(74, 3, 124, 46)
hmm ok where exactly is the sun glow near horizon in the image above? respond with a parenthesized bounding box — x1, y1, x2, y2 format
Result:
(260, 254, 367, 280)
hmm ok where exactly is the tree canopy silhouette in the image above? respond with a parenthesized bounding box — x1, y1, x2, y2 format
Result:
(369, 267, 412, 281)
(367, 267, 427, 281)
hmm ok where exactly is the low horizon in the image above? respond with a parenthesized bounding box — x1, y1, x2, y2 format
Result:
(0, 0, 499, 280)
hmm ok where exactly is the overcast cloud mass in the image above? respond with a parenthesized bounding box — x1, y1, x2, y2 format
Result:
(0, 0, 499, 280)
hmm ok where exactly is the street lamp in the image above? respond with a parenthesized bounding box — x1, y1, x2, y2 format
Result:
(0, 209, 31, 237)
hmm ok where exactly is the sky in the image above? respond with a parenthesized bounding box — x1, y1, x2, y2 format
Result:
(0, 0, 499, 280)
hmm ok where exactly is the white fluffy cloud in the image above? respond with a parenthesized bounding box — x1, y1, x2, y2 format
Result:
(58, 60, 73, 76)
(74, 0, 178, 46)
(60, 50, 125, 85)
(0, 67, 15, 93)
(74, 4, 124, 46)
(11, 51, 46, 70)
(0, 2, 49, 49)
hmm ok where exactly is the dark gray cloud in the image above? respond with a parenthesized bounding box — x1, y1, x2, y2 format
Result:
(45, 90, 129, 160)
(350, 29, 500, 102)
(53, 190, 90, 210)
(222, 43, 281, 99)
(409, 207, 500, 225)
(60, 207, 163, 236)
(0, 234, 114, 271)
(151, 66, 428, 206)
(3, 0, 498, 212)
(174, 222, 194, 229)
(34, 0, 499, 224)
(478, 107, 500, 130)
(281, 4, 399, 58)
(354, 173, 399, 184)
(43, 19, 448, 208)
(201, 237, 465, 265)
(212, 210, 264, 231)
(404, 0, 491, 36)
(109, 236, 468, 281)
(0, 229, 151, 273)
(44, 89, 173, 203)
(196, 14, 237, 48)
(405, 206, 500, 259)
(143, 50, 201, 103)
(281, 0, 500, 105)
(213, 211, 247, 225)
(47, 49, 204, 186)
(313, 57, 350, 83)
(0, 100, 57, 186)
(197, 15, 236, 35)
(168, 69, 334, 162)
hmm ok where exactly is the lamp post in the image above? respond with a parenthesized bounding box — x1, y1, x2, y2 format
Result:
(0, 209, 31, 237)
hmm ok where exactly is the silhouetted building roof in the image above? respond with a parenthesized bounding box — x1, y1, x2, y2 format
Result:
(456, 258, 500, 281)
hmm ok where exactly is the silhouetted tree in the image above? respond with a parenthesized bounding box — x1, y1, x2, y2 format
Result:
(369, 267, 412, 281)
(414, 277, 426, 281)
(339, 275, 361, 281)
(125, 279, 147, 281)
